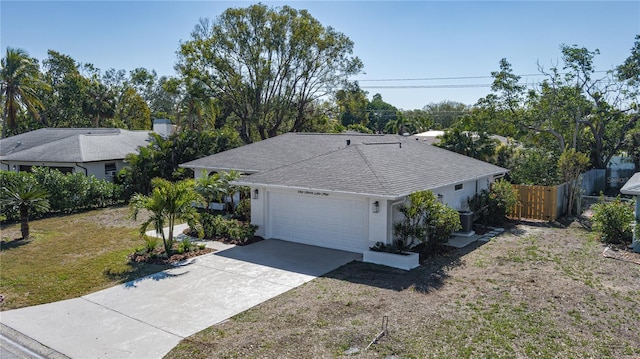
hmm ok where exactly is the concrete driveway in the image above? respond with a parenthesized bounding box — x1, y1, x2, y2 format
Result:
(0, 239, 360, 359)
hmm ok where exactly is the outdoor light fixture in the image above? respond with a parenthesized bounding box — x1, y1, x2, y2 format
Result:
(372, 201, 380, 213)
(253, 189, 259, 199)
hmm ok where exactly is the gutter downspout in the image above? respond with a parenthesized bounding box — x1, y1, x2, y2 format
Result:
(75, 163, 88, 176)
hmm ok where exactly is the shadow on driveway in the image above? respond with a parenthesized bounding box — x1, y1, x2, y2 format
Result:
(214, 239, 362, 277)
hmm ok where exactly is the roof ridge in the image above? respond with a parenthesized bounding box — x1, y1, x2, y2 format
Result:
(353, 145, 393, 196)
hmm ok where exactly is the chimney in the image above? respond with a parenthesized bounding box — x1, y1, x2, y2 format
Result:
(153, 119, 172, 138)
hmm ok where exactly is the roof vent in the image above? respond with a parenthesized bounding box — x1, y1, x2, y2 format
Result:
(346, 139, 351, 146)
(399, 142, 402, 148)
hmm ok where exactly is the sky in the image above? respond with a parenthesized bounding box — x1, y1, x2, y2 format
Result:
(2, 1, 639, 110)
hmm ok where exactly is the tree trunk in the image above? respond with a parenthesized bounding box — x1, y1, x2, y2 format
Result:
(20, 206, 30, 239)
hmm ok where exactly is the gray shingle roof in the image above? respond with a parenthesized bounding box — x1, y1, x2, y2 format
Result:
(184, 133, 507, 198)
(620, 172, 640, 196)
(180, 132, 396, 173)
(0, 128, 151, 163)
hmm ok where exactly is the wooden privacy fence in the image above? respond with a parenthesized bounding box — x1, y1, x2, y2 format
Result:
(511, 184, 567, 221)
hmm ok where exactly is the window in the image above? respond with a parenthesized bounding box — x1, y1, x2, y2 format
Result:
(105, 163, 117, 177)
(454, 183, 463, 191)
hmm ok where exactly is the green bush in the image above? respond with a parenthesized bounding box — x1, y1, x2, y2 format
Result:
(468, 179, 518, 226)
(200, 213, 257, 244)
(235, 198, 251, 221)
(143, 236, 159, 253)
(393, 190, 461, 253)
(591, 197, 634, 244)
(176, 238, 194, 254)
(1, 169, 124, 222)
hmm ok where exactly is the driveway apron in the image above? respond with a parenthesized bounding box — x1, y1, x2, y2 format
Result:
(0, 239, 360, 359)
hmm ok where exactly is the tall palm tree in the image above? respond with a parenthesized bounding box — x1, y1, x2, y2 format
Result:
(1, 48, 48, 137)
(130, 178, 204, 255)
(0, 179, 50, 239)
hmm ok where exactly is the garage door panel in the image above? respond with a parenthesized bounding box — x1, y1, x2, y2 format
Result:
(267, 192, 367, 253)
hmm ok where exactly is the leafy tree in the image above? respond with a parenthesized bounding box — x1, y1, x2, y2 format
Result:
(402, 109, 433, 133)
(435, 129, 499, 162)
(177, 4, 363, 143)
(346, 123, 372, 134)
(119, 128, 243, 196)
(115, 87, 151, 130)
(335, 82, 369, 127)
(368, 93, 398, 133)
(423, 100, 468, 129)
(0, 176, 50, 239)
(1, 47, 48, 137)
(130, 178, 204, 255)
(558, 149, 590, 216)
(40, 50, 92, 128)
(82, 78, 115, 127)
(509, 147, 561, 186)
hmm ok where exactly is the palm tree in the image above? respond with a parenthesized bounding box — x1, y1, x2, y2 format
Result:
(130, 178, 204, 255)
(0, 179, 50, 239)
(1, 48, 48, 137)
(219, 170, 243, 214)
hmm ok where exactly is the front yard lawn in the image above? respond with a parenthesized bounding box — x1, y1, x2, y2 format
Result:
(167, 222, 640, 359)
(0, 206, 170, 310)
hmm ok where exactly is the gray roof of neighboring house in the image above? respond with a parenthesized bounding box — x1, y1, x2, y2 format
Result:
(180, 132, 397, 173)
(183, 132, 507, 198)
(0, 128, 151, 163)
(620, 172, 640, 196)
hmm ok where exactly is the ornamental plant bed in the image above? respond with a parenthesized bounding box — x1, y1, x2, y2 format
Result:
(129, 246, 214, 265)
(183, 227, 264, 246)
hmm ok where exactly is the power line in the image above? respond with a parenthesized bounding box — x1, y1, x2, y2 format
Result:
(355, 70, 609, 83)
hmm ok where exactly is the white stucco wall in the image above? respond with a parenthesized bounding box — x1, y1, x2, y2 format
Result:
(2, 160, 126, 181)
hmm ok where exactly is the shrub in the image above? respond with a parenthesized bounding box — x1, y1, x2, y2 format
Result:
(394, 190, 461, 253)
(235, 198, 251, 221)
(591, 197, 634, 244)
(176, 238, 194, 254)
(199, 213, 257, 244)
(469, 179, 518, 226)
(143, 236, 159, 253)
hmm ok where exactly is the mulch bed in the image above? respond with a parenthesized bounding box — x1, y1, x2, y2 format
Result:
(129, 247, 215, 265)
(182, 228, 264, 246)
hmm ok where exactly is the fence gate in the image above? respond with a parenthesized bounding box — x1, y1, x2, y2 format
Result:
(511, 185, 559, 221)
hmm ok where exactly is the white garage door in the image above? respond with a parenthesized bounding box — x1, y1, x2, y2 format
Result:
(267, 191, 368, 253)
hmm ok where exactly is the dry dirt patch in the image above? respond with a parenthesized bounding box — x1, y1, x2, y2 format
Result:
(167, 221, 640, 359)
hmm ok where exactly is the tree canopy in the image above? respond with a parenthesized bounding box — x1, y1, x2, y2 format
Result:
(176, 4, 363, 143)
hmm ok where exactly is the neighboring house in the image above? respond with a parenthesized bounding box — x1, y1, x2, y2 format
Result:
(0, 128, 151, 181)
(411, 130, 509, 146)
(620, 172, 640, 252)
(181, 133, 507, 253)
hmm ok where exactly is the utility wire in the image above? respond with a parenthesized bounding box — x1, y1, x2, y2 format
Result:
(355, 70, 609, 83)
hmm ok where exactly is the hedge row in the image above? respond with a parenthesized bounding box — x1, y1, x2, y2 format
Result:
(1, 168, 124, 222)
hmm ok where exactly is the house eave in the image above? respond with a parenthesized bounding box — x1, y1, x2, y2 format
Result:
(233, 181, 399, 200)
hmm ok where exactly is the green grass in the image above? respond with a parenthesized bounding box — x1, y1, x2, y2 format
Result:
(166, 223, 640, 359)
(0, 208, 170, 310)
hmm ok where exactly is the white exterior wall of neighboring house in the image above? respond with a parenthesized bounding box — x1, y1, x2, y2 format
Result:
(1, 160, 126, 181)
